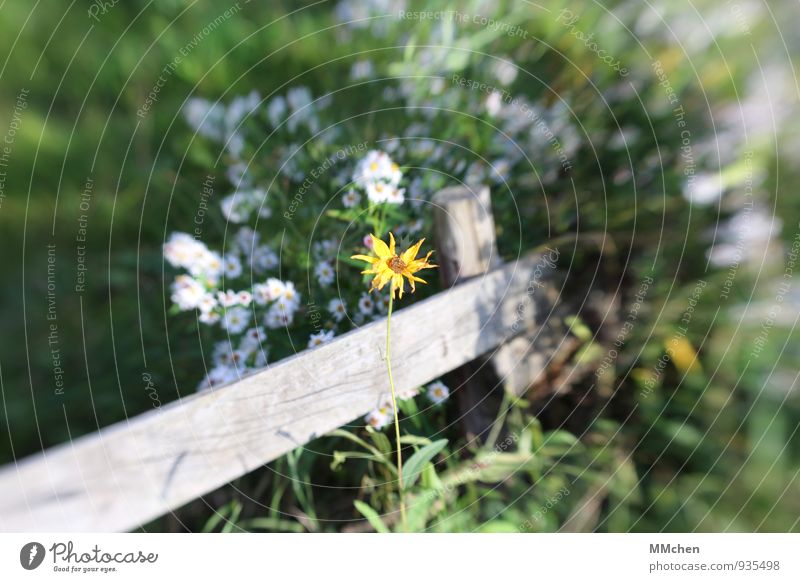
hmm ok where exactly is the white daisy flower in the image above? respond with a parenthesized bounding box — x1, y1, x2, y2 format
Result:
(220, 194, 247, 223)
(223, 254, 243, 278)
(265, 278, 287, 301)
(486, 90, 504, 117)
(222, 306, 249, 334)
(315, 260, 335, 287)
(252, 283, 271, 305)
(358, 293, 375, 315)
(217, 289, 239, 308)
(264, 302, 293, 329)
(267, 95, 287, 127)
(375, 293, 391, 315)
(281, 281, 300, 307)
(365, 181, 389, 203)
(213, 341, 235, 365)
(234, 226, 260, 253)
(198, 364, 240, 391)
(198, 293, 218, 313)
(236, 290, 253, 307)
(399, 386, 420, 400)
(241, 326, 267, 348)
(254, 349, 268, 368)
(170, 275, 206, 311)
(342, 189, 361, 208)
(199, 310, 221, 325)
(228, 349, 249, 372)
(197, 251, 224, 281)
(385, 187, 405, 204)
(307, 329, 335, 349)
(349, 59, 374, 80)
(164, 233, 207, 269)
(327, 298, 347, 322)
(365, 405, 392, 430)
(353, 150, 402, 188)
(427, 381, 450, 405)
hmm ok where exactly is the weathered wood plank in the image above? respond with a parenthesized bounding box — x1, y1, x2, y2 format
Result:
(0, 249, 555, 532)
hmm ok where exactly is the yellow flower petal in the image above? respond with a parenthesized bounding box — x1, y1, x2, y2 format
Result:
(370, 234, 392, 260)
(401, 238, 424, 264)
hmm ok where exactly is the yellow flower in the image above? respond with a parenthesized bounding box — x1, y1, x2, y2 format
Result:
(351, 233, 436, 299)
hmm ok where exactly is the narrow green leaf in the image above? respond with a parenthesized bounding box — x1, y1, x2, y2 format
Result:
(354, 500, 390, 533)
(402, 439, 448, 489)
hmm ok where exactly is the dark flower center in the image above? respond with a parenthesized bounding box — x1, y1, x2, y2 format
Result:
(387, 256, 406, 273)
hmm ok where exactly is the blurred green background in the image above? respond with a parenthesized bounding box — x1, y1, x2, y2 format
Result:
(0, 0, 798, 532)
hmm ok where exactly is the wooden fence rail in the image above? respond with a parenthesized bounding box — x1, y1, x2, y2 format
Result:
(0, 187, 603, 532)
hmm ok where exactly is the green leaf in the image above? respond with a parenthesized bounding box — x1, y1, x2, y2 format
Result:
(403, 439, 448, 489)
(368, 430, 392, 456)
(353, 500, 390, 533)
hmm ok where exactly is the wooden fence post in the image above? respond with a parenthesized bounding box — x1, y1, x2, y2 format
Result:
(433, 185, 519, 439)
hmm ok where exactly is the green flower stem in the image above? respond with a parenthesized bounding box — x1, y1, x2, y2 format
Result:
(385, 290, 408, 531)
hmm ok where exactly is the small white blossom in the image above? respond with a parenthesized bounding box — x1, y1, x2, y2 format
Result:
(236, 290, 252, 307)
(267, 95, 287, 127)
(327, 298, 347, 322)
(170, 275, 206, 311)
(365, 405, 392, 430)
(222, 255, 242, 279)
(265, 278, 287, 301)
(358, 293, 375, 315)
(307, 329, 334, 349)
(427, 381, 450, 405)
(222, 307, 250, 334)
(199, 310, 220, 325)
(252, 283, 271, 305)
(399, 386, 420, 400)
(197, 364, 241, 390)
(217, 289, 239, 308)
(315, 260, 335, 286)
(264, 301, 294, 329)
(342, 189, 361, 208)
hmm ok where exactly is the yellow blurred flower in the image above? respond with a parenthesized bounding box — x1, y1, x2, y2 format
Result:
(351, 233, 436, 299)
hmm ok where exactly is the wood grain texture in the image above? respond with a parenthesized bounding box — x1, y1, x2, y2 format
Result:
(0, 249, 557, 532)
